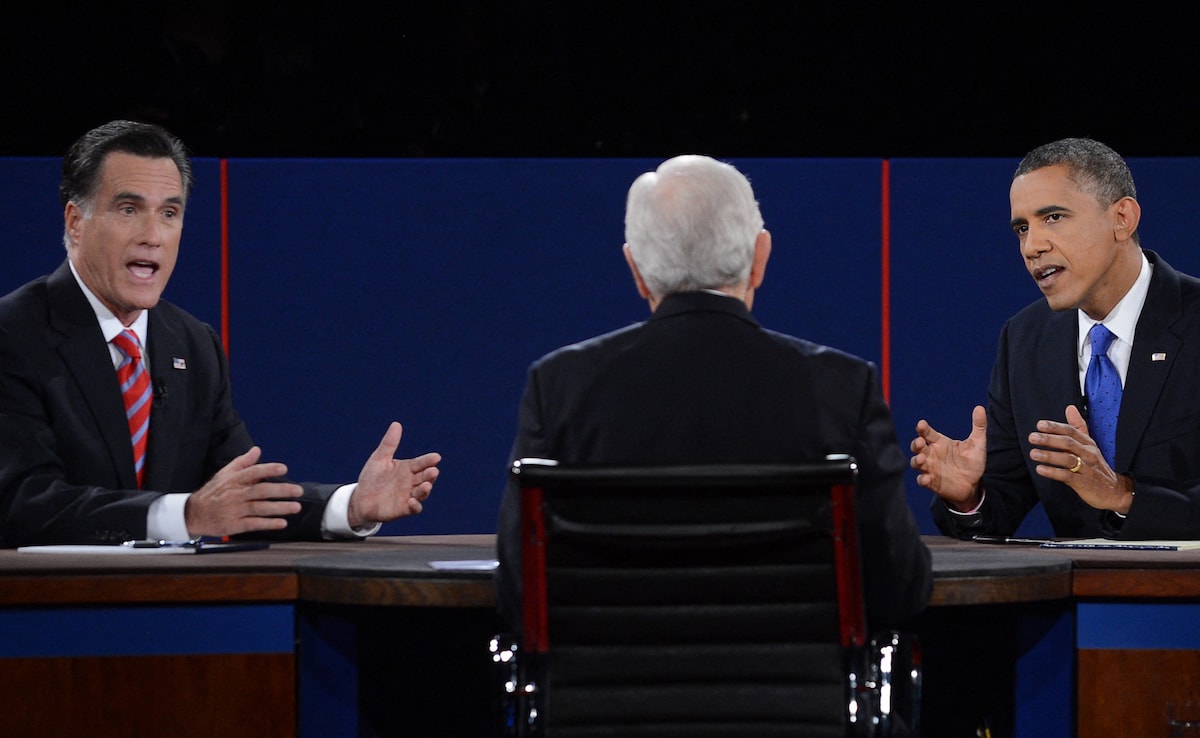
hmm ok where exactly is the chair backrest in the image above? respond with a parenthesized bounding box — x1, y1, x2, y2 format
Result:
(510, 455, 878, 738)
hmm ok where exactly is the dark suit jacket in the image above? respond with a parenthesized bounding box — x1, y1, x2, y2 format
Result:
(495, 291, 933, 631)
(0, 260, 339, 547)
(932, 250, 1200, 539)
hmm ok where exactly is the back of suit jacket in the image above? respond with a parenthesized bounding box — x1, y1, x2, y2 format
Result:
(496, 291, 933, 630)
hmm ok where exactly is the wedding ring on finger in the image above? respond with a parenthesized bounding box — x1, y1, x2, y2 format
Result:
(1068, 455, 1082, 473)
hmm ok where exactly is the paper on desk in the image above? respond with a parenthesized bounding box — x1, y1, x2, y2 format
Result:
(427, 559, 499, 571)
(16, 541, 267, 554)
(1040, 538, 1200, 551)
(17, 544, 194, 554)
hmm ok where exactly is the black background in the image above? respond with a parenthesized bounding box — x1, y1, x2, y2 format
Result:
(4, 2, 1199, 160)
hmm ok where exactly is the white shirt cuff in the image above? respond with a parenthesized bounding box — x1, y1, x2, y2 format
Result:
(147, 493, 192, 541)
(322, 483, 380, 539)
(947, 488, 986, 516)
(147, 486, 380, 541)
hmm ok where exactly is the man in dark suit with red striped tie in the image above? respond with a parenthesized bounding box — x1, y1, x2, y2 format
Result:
(0, 120, 441, 547)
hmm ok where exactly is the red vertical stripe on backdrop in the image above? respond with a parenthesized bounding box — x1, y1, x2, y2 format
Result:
(880, 159, 892, 404)
(220, 159, 231, 359)
(219, 159, 232, 543)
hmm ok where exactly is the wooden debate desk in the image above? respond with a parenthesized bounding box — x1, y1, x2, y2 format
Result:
(0, 535, 498, 738)
(0, 535, 1197, 738)
(921, 537, 1200, 738)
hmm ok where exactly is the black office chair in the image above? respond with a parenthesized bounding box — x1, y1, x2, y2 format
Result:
(491, 456, 920, 738)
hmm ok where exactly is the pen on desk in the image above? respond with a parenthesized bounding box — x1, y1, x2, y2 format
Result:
(971, 535, 1049, 546)
(121, 538, 202, 549)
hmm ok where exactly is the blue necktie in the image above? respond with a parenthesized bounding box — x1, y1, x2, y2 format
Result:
(1086, 324, 1122, 467)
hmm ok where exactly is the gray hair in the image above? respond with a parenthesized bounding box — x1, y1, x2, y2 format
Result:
(624, 155, 764, 298)
(60, 119, 194, 250)
(1014, 137, 1139, 244)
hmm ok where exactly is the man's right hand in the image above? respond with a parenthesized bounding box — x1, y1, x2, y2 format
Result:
(184, 446, 303, 537)
(910, 404, 988, 511)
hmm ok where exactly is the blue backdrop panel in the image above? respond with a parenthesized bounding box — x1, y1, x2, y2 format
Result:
(740, 158, 883, 364)
(1016, 609, 1074, 738)
(7, 155, 1200, 538)
(1078, 603, 1200, 649)
(888, 157, 1036, 534)
(889, 156, 1200, 536)
(224, 158, 881, 535)
(0, 604, 294, 656)
(0, 158, 224, 333)
(167, 158, 224, 330)
(0, 158, 66, 291)
(1126, 157, 1200, 275)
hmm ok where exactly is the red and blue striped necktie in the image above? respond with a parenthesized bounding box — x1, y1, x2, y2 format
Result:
(112, 329, 152, 488)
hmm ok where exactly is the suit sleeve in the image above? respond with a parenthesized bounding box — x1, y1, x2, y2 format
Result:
(1116, 477, 1200, 539)
(853, 363, 934, 628)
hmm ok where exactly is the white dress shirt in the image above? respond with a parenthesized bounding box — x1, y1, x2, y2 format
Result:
(1076, 251, 1153, 391)
(951, 251, 1153, 519)
(68, 260, 373, 540)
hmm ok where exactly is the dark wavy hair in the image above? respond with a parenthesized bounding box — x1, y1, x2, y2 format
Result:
(59, 119, 194, 209)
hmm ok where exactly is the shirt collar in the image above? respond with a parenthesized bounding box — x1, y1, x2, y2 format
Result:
(68, 259, 150, 346)
(1077, 251, 1152, 358)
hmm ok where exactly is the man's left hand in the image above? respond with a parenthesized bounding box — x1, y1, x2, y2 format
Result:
(347, 422, 442, 528)
(1028, 405, 1134, 515)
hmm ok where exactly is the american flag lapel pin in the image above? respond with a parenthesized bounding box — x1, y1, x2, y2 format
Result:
(173, 357, 187, 370)
(1151, 352, 1166, 362)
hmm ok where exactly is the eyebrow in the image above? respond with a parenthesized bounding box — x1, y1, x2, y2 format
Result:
(110, 191, 185, 208)
(110, 191, 146, 205)
(1010, 204, 1070, 230)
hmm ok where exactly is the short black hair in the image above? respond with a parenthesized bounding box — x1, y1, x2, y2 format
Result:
(59, 120, 194, 208)
(1013, 137, 1137, 208)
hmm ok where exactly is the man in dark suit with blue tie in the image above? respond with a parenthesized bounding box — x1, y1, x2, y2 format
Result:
(911, 137, 1200, 540)
(495, 154, 933, 633)
(0, 120, 441, 547)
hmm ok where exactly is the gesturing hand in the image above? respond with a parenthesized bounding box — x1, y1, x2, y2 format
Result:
(185, 446, 304, 538)
(347, 422, 442, 529)
(910, 404, 989, 511)
(1028, 405, 1134, 514)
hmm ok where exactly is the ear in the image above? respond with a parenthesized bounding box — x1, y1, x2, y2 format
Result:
(64, 201, 84, 250)
(748, 229, 771, 289)
(623, 243, 653, 300)
(741, 230, 772, 311)
(1112, 196, 1141, 243)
